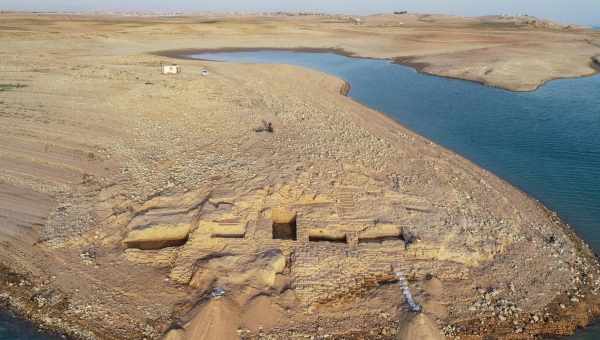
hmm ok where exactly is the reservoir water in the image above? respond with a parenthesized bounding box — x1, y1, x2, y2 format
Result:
(0, 310, 61, 339)
(2, 50, 599, 339)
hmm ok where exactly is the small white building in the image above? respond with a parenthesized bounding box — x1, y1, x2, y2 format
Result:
(161, 64, 181, 75)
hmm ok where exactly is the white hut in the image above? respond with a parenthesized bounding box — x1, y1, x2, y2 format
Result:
(350, 17, 362, 25)
(161, 64, 181, 75)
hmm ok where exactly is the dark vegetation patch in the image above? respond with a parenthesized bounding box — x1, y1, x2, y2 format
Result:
(0, 84, 26, 92)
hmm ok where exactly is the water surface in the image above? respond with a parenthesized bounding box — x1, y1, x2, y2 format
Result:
(0, 310, 62, 340)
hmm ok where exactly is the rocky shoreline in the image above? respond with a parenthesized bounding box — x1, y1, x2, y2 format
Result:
(0, 265, 93, 339)
(592, 56, 600, 70)
(395, 55, 600, 92)
(447, 213, 600, 339)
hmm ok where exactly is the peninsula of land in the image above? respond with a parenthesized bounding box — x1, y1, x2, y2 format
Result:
(1, 12, 600, 340)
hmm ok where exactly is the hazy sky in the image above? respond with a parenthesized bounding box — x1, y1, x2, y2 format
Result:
(2, 0, 599, 25)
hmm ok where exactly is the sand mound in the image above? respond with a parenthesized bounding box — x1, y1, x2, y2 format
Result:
(184, 298, 241, 340)
(189, 249, 287, 290)
(241, 295, 286, 332)
(397, 313, 445, 340)
(182, 294, 286, 339)
(163, 328, 185, 340)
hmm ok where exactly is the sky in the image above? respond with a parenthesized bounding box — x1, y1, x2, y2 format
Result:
(1, 0, 599, 26)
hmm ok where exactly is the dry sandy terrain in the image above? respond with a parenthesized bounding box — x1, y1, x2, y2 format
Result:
(1, 12, 600, 340)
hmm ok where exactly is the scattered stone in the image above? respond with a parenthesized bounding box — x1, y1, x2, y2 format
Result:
(254, 120, 274, 133)
(210, 287, 226, 299)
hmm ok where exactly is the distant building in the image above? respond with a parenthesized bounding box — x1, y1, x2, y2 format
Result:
(161, 64, 180, 75)
(350, 17, 362, 25)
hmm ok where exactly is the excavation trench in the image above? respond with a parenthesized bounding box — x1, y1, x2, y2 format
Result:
(271, 208, 297, 241)
(358, 235, 403, 245)
(308, 234, 348, 244)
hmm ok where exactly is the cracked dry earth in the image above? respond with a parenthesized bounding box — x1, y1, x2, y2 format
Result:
(2, 40, 600, 340)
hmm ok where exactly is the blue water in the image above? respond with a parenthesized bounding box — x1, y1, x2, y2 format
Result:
(189, 50, 600, 339)
(0, 310, 62, 339)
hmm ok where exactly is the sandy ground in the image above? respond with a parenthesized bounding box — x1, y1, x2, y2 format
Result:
(1, 12, 600, 340)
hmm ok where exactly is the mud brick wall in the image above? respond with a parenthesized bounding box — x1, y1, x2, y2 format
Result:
(291, 245, 403, 304)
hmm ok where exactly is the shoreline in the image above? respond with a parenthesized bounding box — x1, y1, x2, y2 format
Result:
(154, 48, 356, 96)
(156, 47, 600, 339)
(158, 46, 600, 245)
(154, 47, 600, 93)
(0, 265, 86, 339)
(394, 55, 600, 92)
(592, 56, 600, 72)
(310, 57, 600, 340)
(0, 306, 67, 340)
(0, 310, 61, 339)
